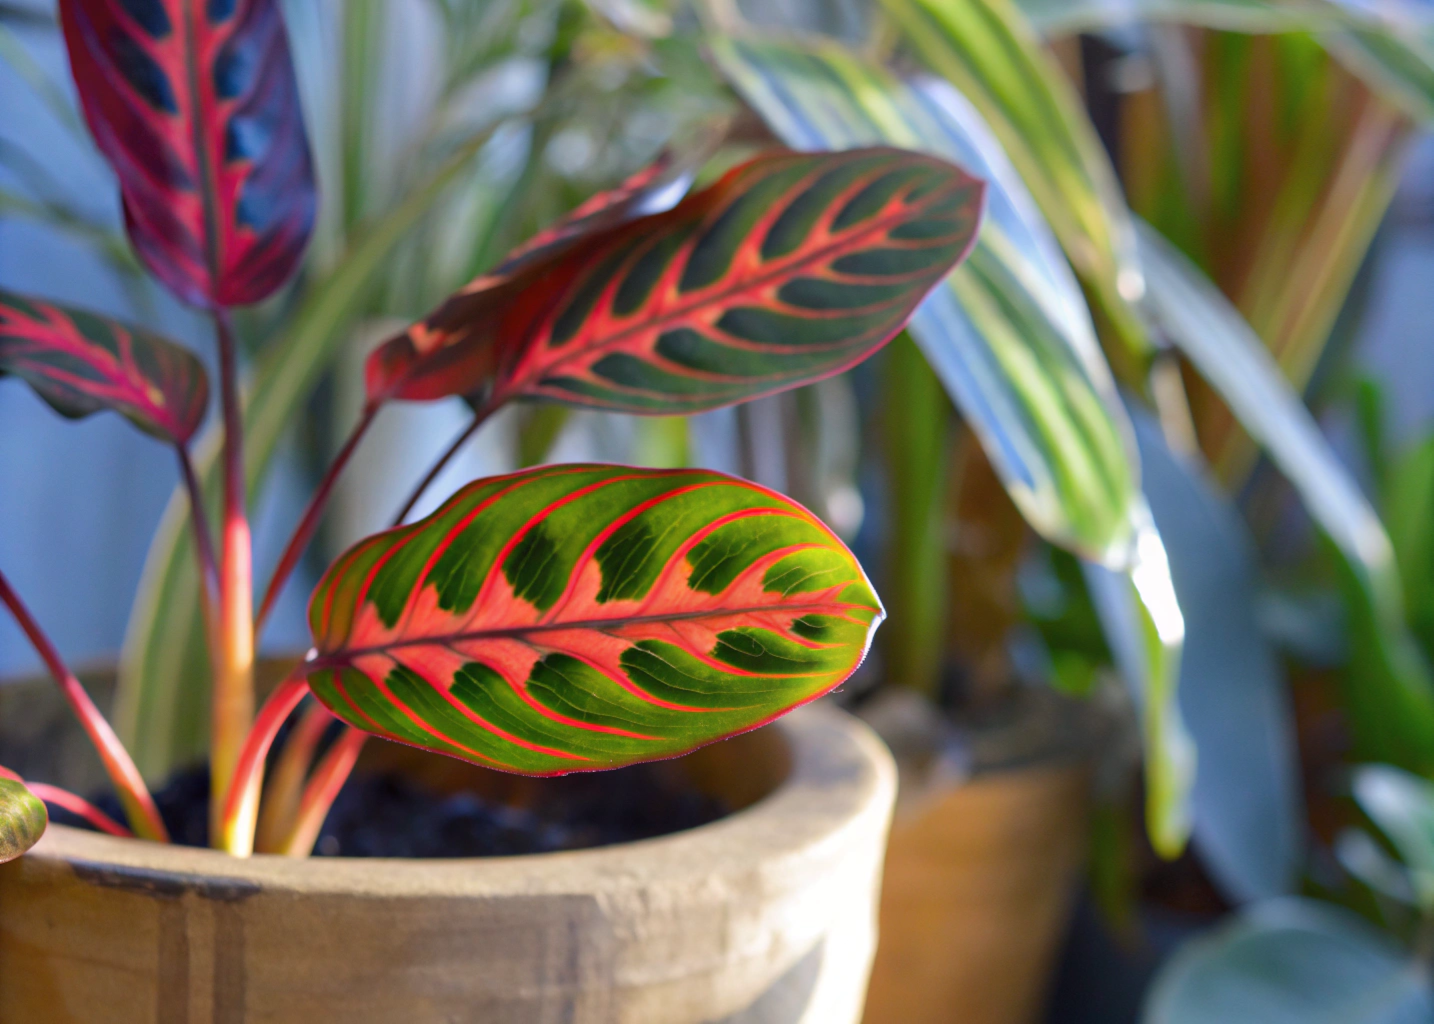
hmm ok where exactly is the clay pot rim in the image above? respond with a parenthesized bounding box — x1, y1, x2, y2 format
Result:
(23, 702, 896, 901)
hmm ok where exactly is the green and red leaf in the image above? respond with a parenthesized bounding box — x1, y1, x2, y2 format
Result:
(365, 146, 985, 413)
(0, 291, 208, 444)
(59, 0, 316, 308)
(300, 464, 883, 774)
(0, 777, 47, 864)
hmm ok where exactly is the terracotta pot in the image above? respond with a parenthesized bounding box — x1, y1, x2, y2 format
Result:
(860, 688, 1103, 1024)
(0, 693, 895, 1024)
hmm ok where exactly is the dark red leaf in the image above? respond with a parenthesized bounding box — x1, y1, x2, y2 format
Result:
(59, 0, 316, 308)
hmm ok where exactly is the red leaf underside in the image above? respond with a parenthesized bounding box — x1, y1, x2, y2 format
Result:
(366, 146, 985, 413)
(59, 0, 315, 307)
(0, 290, 209, 443)
(302, 465, 883, 775)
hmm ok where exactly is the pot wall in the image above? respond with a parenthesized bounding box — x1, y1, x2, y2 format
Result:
(0, 703, 895, 1024)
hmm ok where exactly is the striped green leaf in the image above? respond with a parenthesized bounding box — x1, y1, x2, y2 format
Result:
(300, 464, 883, 772)
(0, 778, 46, 864)
(0, 290, 208, 445)
(365, 147, 985, 414)
(878, 0, 1154, 365)
(712, 37, 1139, 562)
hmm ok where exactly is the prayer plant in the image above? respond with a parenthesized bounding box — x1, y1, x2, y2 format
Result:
(0, 0, 985, 859)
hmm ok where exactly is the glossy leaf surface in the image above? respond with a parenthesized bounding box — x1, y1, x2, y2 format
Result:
(301, 464, 883, 773)
(366, 147, 985, 413)
(0, 290, 208, 444)
(713, 37, 1139, 562)
(0, 777, 46, 864)
(58, 0, 316, 307)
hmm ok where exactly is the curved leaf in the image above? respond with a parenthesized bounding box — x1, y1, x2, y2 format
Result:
(365, 147, 985, 414)
(58, 0, 316, 307)
(1352, 766, 1434, 911)
(0, 777, 47, 864)
(300, 464, 883, 773)
(712, 37, 1139, 562)
(1146, 898, 1433, 1024)
(878, 0, 1154, 366)
(0, 290, 208, 444)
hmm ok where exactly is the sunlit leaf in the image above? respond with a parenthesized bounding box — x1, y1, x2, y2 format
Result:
(712, 36, 1139, 561)
(300, 464, 883, 772)
(0, 290, 208, 444)
(58, 0, 316, 307)
(1353, 766, 1434, 912)
(879, 0, 1154, 366)
(366, 147, 985, 414)
(0, 777, 46, 864)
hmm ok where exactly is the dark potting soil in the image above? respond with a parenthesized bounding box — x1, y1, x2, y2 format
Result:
(62, 762, 730, 858)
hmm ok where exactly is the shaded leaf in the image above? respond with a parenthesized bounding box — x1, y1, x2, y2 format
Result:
(0, 290, 208, 444)
(58, 0, 316, 307)
(1353, 766, 1434, 912)
(365, 146, 984, 414)
(1138, 222, 1434, 772)
(0, 777, 46, 864)
(712, 36, 1139, 562)
(301, 464, 883, 773)
(1145, 898, 1433, 1024)
(1132, 406, 1302, 900)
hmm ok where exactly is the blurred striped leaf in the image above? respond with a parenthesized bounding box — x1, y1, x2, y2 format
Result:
(713, 36, 1138, 562)
(1139, 222, 1434, 772)
(878, 0, 1155, 368)
(1016, 0, 1434, 125)
(715, 37, 1193, 849)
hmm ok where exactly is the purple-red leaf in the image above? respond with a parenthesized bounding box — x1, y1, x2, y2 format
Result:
(365, 146, 985, 413)
(0, 290, 209, 444)
(59, 0, 316, 308)
(300, 464, 884, 774)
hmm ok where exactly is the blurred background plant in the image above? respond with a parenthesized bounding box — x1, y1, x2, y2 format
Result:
(8, 0, 1434, 1019)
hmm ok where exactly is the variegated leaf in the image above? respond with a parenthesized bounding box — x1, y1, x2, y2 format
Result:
(365, 147, 985, 414)
(0, 778, 46, 864)
(58, 0, 316, 308)
(0, 290, 209, 444)
(300, 464, 883, 774)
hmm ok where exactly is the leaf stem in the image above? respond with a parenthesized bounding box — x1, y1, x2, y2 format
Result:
(219, 671, 310, 857)
(26, 782, 134, 839)
(390, 399, 500, 527)
(278, 727, 367, 857)
(256, 402, 380, 636)
(0, 570, 168, 842)
(175, 444, 219, 596)
(211, 308, 256, 846)
(254, 699, 332, 853)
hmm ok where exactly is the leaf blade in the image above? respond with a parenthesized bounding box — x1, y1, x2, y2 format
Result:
(58, 0, 316, 307)
(301, 465, 883, 773)
(0, 290, 208, 444)
(365, 147, 986, 415)
(0, 777, 46, 864)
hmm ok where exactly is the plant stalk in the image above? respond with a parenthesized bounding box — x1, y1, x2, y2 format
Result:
(0, 571, 168, 841)
(390, 399, 500, 527)
(256, 403, 380, 636)
(279, 727, 367, 857)
(254, 700, 333, 853)
(219, 671, 310, 857)
(211, 308, 256, 845)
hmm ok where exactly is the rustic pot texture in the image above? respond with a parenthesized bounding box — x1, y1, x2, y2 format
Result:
(0, 699, 895, 1024)
(859, 687, 1103, 1024)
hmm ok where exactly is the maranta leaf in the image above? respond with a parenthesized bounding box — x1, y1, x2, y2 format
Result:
(300, 464, 884, 774)
(58, 0, 316, 308)
(0, 290, 209, 444)
(365, 146, 985, 413)
(0, 778, 46, 864)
